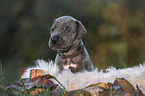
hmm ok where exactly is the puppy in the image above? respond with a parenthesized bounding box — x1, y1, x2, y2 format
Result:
(49, 16, 95, 73)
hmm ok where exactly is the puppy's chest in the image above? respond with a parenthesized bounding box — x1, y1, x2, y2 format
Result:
(63, 58, 77, 69)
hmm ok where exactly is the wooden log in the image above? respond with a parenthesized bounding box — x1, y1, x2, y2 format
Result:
(19, 68, 25, 79)
(30, 69, 44, 79)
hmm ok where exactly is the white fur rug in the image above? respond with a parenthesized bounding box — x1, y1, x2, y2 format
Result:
(21, 59, 145, 94)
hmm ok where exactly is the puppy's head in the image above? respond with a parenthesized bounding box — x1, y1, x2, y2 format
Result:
(49, 16, 87, 51)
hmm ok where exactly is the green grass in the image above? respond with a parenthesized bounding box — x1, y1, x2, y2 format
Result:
(0, 73, 66, 96)
(0, 80, 62, 96)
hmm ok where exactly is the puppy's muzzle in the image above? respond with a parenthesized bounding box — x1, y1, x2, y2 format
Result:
(51, 35, 60, 43)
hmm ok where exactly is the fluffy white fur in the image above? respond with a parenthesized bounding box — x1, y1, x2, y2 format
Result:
(21, 59, 59, 78)
(21, 59, 145, 94)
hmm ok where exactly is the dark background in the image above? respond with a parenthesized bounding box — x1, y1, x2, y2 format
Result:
(1, 0, 145, 83)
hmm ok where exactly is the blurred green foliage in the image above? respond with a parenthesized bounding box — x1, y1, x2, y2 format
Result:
(0, 0, 145, 83)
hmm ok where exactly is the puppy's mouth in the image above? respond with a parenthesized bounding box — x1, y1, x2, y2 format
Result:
(50, 44, 72, 51)
(49, 39, 72, 51)
(51, 44, 72, 51)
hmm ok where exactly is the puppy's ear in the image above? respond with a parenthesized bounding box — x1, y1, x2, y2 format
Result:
(76, 20, 87, 39)
(52, 19, 56, 24)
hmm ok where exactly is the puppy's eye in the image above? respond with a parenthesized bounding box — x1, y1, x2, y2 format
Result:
(63, 26, 70, 32)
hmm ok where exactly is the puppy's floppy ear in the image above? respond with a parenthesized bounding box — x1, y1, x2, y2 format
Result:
(52, 19, 56, 24)
(76, 20, 87, 39)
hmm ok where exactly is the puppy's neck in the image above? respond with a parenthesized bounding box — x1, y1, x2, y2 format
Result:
(58, 40, 84, 59)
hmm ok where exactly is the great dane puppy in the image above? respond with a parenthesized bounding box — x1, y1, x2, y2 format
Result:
(49, 16, 95, 73)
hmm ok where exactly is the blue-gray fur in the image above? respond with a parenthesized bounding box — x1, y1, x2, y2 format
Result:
(49, 16, 95, 73)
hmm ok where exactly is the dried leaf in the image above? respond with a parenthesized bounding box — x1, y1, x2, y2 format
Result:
(68, 89, 91, 96)
(30, 88, 43, 95)
(99, 78, 142, 96)
(136, 85, 144, 96)
(86, 82, 109, 89)
(99, 87, 127, 96)
(6, 75, 57, 93)
(30, 75, 56, 88)
(107, 83, 113, 87)
(114, 78, 136, 93)
(42, 74, 54, 79)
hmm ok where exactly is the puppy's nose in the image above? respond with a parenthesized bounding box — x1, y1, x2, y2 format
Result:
(51, 35, 59, 42)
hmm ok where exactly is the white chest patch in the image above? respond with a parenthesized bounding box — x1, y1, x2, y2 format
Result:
(63, 58, 77, 69)
(63, 64, 77, 69)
